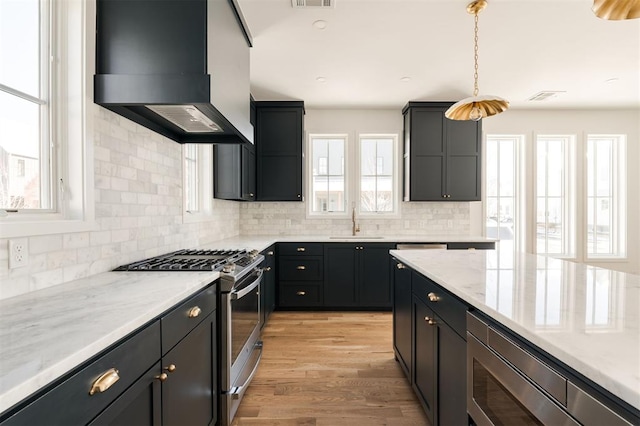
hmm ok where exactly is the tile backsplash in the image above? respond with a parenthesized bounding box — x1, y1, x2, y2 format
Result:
(239, 202, 470, 236)
(0, 107, 240, 300)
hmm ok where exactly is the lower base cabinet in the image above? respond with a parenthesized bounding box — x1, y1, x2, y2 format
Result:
(0, 285, 217, 426)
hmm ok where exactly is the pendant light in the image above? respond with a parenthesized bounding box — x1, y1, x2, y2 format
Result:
(445, 0, 509, 121)
(592, 0, 640, 20)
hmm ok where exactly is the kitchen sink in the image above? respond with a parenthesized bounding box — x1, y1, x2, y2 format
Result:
(329, 236, 384, 239)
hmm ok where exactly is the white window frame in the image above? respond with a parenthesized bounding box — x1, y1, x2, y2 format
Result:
(307, 133, 349, 218)
(357, 133, 399, 218)
(584, 134, 626, 260)
(0, 0, 95, 238)
(182, 144, 214, 224)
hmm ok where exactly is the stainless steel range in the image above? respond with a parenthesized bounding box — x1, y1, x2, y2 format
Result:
(115, 248, 265, 426)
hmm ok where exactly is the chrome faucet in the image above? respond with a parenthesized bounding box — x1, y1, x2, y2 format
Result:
(351, 204, 360, 236)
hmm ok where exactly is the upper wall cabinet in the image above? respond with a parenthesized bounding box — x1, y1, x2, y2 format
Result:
(402, 102, 481, 201)
(255, 101, 305, 201)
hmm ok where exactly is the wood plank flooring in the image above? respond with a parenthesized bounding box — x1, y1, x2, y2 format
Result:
(232, 312, 430, 426)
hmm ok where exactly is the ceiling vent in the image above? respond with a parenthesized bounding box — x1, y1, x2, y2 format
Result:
(528, 91, 566, 101)
(292, 0, 334, 8)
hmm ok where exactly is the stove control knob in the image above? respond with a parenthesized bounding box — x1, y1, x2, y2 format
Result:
(222, 263, 236, 273)
(248, 249, 259, 259)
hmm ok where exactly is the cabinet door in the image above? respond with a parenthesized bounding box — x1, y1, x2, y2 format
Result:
(214, 144, 242, 200)
(324, 244, 358, 307)
(359, 244, 394, 308)
(88, 363, 162, 426)
(261, 246, 276, 327)
(392, 259, 412, 376)
(256, 108, 302, 155)
(437, 320, 467, 426)
(242, 144, 256, 200)
(162, 314, 216, 426)
(257, 155, 301, 201)
(445, 119, 480, 201)
(410, 109, 446, 201)
(413, 296, 437, 425)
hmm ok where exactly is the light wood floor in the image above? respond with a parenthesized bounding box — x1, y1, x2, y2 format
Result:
(232, 311, 430, 426)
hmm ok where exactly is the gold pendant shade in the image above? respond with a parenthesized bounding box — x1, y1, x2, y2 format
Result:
(593, 0, 640, 20)
(445, 0, 509, 121)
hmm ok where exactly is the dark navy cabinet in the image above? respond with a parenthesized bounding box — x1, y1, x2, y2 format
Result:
(261, 245, 276, 327)
(214, 143, 256, 201)
(255, 101, 305, 201)
(403, 102, 481, 201)
(391, 257, 412, 378)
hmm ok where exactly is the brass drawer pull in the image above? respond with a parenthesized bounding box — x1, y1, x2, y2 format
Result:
(89, 368, 120, 395)
(428, 292, 440, 302)
(155, 373, 168, 382)
(267, 251, 274, 256)
(297, 265, 306, 270)
(264, 266, 272, 272)
(296, 291, 306, 296)
(296, 247, 306, 252)
(188, 306, 201, 318)
(164, 364, 176, 373)
(396, 263, 405, 269)
(424, 316, 437, 325)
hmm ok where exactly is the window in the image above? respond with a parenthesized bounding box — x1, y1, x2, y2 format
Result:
(0, 0, 52, 211)
(485, 135, 522, 251)
(535, 135, 575, 257)
(359, 136, 395, 213)
(184, 144, 199, 212)
(586, 135, 626, 258)
(0, 0, 94, 238)
(310, 135, 346, 213)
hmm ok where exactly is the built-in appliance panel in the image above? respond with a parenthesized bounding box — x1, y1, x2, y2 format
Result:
(0, 322, 160, 426)
(161, 284, 216, 355)
(446, 242, 495, 250)
(279, 283, 323, 307)
(279, 257, 323, 281)
(412, 272, 467, 338)
(278, 243, 323, 256)
(567, 382, 634, 426)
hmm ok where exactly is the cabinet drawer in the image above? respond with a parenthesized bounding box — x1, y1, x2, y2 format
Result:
(161, 284, 216, 355)
(1, 322, 161, 426)
(447, 242, 495, 250)
(279, 257, 323, 281)
(412, 273, 467, 338)
(279, 283, 322, 307)
(278, 243, 323, 256)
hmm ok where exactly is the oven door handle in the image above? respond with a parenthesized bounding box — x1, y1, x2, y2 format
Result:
(230, 269, 263, 301)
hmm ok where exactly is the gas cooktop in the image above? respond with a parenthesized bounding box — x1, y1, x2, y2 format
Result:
(114, 249, 250, 271)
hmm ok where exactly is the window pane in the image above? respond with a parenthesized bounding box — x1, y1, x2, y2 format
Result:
(0, 90, 44, 209)
(311, 137, 345, 213)
(360, 137, 394, 213)
(0, 0, 41, 97)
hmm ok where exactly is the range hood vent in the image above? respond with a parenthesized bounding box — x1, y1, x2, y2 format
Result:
(147, 105, 222, 133)
(94, 0, 253, 144)
(292, 0, 334, 8)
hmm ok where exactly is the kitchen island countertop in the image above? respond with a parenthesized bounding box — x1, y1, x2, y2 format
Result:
(390, 248, 640, 412)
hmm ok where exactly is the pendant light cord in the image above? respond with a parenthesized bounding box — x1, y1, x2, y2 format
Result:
(473, 11, 480, 97)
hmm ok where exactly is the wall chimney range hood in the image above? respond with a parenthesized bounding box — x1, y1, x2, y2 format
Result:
(94, 0, 254, 144)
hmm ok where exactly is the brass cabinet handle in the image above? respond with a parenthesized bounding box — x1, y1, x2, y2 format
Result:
(155, 373, 168, 382)
(296, 247, 306, 252)
(428, 292, 440, 302)
(296, 291, 306, 296)
(297, 265, 306, 270)
(89, 368, 120, 395)
(164, 364, 176, 373)
(396, 263, 405, 269)
(187, 306, 201, 318)
(424, 316, 437, 325)
(264, 266, 272, 272)
(267, 251, 274, 256)
(249, 193, 254, 197)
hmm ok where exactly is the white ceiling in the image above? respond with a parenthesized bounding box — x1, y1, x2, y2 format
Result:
(237, 0, 640, 110)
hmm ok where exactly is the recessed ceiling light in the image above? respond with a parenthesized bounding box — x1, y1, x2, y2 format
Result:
(605, 77, 619, 84)
(316, 76, 327, 83)
(313, 20, 327, 30)
(400, 77, 411, 82)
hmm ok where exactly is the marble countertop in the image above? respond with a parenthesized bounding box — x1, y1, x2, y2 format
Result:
(0, 234, 493, 414)
(390, 248, 640, 411)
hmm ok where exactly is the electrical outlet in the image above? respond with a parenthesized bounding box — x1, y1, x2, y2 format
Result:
(8, 238, 29, 269)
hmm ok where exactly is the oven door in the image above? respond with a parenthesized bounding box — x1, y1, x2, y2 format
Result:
(221, 267, 263, 425)
(467, 333, 579, 426)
